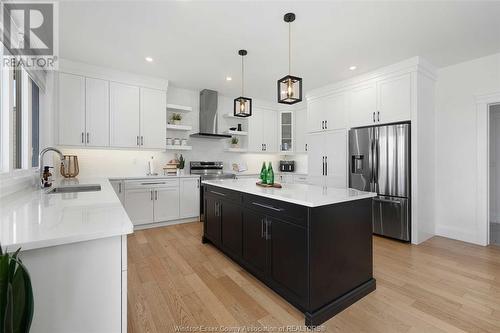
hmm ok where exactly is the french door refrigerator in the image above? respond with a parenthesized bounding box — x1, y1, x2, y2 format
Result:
(348, 123, 410, 241)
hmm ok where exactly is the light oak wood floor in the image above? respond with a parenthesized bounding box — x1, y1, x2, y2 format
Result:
(128, 222, 500, 333)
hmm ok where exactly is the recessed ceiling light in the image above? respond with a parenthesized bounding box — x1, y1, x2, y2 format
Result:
(349, 66, 357, 71)
(226, 76, 232, 81)
(145, 57, 153, 62)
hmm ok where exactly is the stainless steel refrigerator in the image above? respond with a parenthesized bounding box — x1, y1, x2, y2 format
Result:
(348, 123, 410, 241)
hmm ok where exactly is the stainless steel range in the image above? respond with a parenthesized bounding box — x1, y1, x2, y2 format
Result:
(190, 161, 235, 219)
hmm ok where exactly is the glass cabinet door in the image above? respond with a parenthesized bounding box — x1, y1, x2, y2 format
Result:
(280, 111, 293, 152)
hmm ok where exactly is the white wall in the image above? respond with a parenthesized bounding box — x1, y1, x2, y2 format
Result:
(435, 52, 500, 244)
(489, 105, 500, 224)
(57, 86, 307, 178)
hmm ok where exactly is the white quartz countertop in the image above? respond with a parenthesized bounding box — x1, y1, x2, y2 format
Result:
(0, 177, 133, 251)
(202, 179, 376, 207)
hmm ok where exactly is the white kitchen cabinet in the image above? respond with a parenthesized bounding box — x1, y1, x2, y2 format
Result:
(180, 178, 200, 218)
(307, 129, 347, 188)
(307, 92, 347, 133)
(140, 88, 167, 149)
(377, 73, 412, 124)
(58, 73, 85, 146)
(348, 83, 377, 128)
(262, 109, 277, 152)
(110, 82, 140, 148)
(248, 108, 277, 152)
(85, 78, 109, 147)
(348, 73, 412, 128)
(154, 187, 180, 222)
(124, 188, 154, 225)
(294, 108, 307, 153)
(279, 111, 293, 152)
(110, 180, 125, 203)
(248, 107, 263, 152)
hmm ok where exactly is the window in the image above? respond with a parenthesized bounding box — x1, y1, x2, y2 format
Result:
(0, 42, 41, 175)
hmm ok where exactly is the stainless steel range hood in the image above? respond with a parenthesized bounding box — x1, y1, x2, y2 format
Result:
(190, 89, 231, 139)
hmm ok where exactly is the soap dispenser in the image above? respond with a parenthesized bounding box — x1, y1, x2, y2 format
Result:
(42, 166, 54, 188)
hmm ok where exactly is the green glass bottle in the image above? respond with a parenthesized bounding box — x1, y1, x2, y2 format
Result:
(266, 162, 274, 185)
(260, 162, 267, 183)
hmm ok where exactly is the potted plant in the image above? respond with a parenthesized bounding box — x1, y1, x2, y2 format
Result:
(178, 154, 185, 175)
(230, 137, 239, 148)
(171, 113, 182, 125)
(0, 245, 34, 333)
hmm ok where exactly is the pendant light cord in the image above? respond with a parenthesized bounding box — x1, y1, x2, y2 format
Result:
(241, 54, 244, 96)
(288, 22, 291, 75)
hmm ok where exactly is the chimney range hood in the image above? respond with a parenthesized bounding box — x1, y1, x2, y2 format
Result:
(190, 89, 231, 139)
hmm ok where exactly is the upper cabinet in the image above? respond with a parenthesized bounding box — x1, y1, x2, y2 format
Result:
(376, 73, 412, 125)
(248, 108, 277, 153)
(110, 82, 140, 148)
(140, 88, 167, 149)
(85, 78, 109, 147)
(294, 108, 307, 153)
(58, 73, 85, 146)
(348, 73, 412, 128)
(58, 69, 167, 150)
(348, 83, 377, 128)
(307, 92, 347, 133)
(279, 111, 293, 152)
(58, 74, 110, 147)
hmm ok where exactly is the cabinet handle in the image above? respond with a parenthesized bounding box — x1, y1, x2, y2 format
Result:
(265, 219, 271, 240)
(305, 143, 308, 151)
(81, 132, 84, 143)
(141, 182, 166, 185)
(215, 202, 220, 216)
(325, 156, 328, 176)
(373, 112, 376, 123)
(321, 120, 324, 129)
(261, 219, 265, 238)
(197, 179, 200, 188)
(210, 190, 226, 197)
(322, 156, 325, 176)
(377, 111, 380, 122)
(86, 132, 90, 144)
(118, 182, 122, 193)
(141, 136, 144, 146)
(150, 189, 153, 201)
(325, 120, 328, 129)
(155, 190, 158, 201)
(252, 202, 285, 212)
(137, 136, 140, 146)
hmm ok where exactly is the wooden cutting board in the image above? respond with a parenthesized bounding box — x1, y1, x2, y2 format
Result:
(256, 181, 282, 188)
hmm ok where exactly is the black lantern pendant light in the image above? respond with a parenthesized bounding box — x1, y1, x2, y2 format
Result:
(234, 49, 252, 117)
(277, 12, 302, 105)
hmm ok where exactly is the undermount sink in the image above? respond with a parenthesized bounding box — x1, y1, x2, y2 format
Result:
(47, 184, 101, 194)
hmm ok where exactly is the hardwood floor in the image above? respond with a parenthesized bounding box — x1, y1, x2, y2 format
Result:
(127, 222, 500, 333)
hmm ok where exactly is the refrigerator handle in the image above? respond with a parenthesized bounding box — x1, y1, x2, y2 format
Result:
(374, 128, 380, 185)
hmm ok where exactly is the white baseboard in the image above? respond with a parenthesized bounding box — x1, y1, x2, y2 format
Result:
(133, 217, 200, 231)
(434, 224, 483, 245)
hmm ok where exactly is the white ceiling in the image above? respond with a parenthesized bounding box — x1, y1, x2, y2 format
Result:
(60, 1, 500, 102)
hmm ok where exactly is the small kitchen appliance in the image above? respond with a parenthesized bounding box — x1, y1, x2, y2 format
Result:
(279, 160, 295, 172)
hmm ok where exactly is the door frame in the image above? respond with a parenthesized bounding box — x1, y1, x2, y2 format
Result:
(476, 91, 500, 245)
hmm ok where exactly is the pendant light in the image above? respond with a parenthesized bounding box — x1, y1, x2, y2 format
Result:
(234, 49, 252, 117)
(277, 12, 302, 105)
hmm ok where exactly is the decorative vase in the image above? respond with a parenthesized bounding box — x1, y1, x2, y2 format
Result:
(173, 120, 180, 125)
(231, 144, 239, 148)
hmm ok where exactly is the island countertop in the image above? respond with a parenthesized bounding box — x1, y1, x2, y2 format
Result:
(202, 178, 376, 207)
(0, 177, 133, 251)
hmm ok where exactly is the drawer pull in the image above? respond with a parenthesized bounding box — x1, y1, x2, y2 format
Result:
(210, 190, 226, 197)
(140, 182, 167, 185)
(252, 202, 285, 212)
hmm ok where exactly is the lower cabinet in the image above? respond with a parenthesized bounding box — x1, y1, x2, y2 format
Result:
(221, 200, 243, 257)
(242, 209, 268, 276)
(205, 187, 308, 309)
(121, 177, 199, 226)
(123, 188, 154, 225)
(154, 187, 180, 222)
